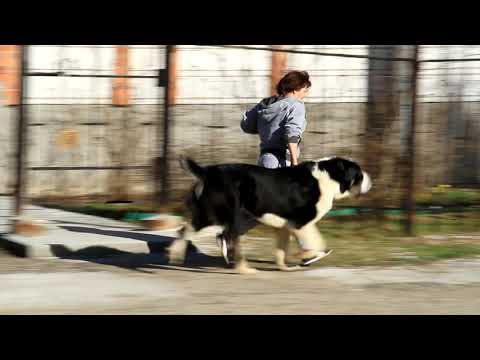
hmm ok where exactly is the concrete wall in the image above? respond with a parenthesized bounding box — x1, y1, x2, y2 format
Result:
(0, 101, 478, 202)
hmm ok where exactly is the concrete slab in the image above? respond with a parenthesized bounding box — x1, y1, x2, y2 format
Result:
(0, 196, 194, 258)
(0, 196, 236, 261)
(2, 225, 181, 258)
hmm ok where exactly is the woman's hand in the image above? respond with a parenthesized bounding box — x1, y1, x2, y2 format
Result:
(288, 142, 299, 166)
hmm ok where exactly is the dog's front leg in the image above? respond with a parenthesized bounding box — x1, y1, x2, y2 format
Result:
(291, 223, 326, 259)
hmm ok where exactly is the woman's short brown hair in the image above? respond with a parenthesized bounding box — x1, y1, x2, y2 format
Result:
(276, 71, 311, 96)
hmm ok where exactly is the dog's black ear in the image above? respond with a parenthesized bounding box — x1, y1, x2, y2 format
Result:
(319, 158, 360, 193)
(334, 159, 359, 193)
(340, 162, 363, 193)
(339, 180, 349, 193)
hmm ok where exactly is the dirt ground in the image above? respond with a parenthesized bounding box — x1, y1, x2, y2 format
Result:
(2, 246, 480, 315)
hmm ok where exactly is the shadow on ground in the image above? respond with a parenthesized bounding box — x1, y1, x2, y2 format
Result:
(51, 225, 236, 275)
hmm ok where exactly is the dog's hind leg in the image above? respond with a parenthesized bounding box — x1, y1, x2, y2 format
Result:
(231, 235, 257, 275)
(168, 223, 194, 264)
(217, 209, 258, 266)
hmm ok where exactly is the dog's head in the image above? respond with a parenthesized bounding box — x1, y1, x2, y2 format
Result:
(316, 157, 372, 200)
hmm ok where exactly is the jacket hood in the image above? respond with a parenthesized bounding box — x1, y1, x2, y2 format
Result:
(257, 96, 299, 122)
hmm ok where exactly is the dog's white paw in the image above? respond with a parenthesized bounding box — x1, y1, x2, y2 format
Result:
(278, 265, 301, 272)
(234, 263, 258, 275)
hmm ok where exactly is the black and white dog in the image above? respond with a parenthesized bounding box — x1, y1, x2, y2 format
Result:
(168, 156, 372, 274)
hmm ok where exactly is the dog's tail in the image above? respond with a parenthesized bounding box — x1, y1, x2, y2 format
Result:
(179, 156, 206, 180)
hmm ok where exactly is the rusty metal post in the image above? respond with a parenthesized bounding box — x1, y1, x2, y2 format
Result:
(14, 45, 28, 219)
(405, 46, 419, 236)
(159, 45, 175, 204)
(271, 45, 287, 95)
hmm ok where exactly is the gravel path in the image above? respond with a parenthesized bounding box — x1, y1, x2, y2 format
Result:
(1, 247, 480, 314)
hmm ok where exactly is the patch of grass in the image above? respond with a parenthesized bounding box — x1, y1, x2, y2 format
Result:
(244, 211, 480, 267)
(409, 244, 480, 261)
(327, 213, 480, 266)
(38, 201, 186, 222)
(416, 187, 480, 207)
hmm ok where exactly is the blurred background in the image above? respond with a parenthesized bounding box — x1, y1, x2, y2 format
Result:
(1, 45, 479, 240)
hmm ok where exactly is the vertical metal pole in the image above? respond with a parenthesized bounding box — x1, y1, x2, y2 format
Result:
(160, 45, 173, 203)
(271, 45, 287, 96)
(405, 46, 419, 236)
(14, 45, 28, 218)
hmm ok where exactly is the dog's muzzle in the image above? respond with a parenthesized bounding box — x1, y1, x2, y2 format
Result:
(360, 172, 372, 194)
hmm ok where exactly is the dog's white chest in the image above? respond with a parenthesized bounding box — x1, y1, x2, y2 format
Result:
(311, 168, 335, 222)
(258, 213, 288, 228)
